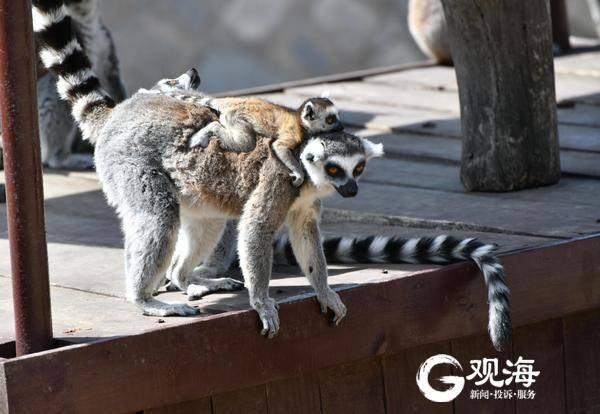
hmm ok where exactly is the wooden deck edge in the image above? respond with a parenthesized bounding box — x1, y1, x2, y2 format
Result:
(215, 60, 436, 97)
(1, 235, 599, 413)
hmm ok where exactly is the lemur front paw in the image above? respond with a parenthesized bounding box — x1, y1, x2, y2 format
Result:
(290, 171, 305, 187)
(254, 298, 280, 338)
(318, 289, 347, 326)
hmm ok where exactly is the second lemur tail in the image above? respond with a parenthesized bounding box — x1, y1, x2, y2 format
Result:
(274, 234, 511, 351)
(32, 0, 115, 142)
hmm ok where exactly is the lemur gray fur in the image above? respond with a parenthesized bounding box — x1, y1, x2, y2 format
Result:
(33, 0, 511, 350)
(152, 79, 343, 187)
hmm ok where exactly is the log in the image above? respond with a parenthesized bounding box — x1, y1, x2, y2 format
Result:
(441, 0, 561, 192)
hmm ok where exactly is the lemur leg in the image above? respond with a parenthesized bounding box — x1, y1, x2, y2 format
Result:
(272, 140, 305, 187)
(191, 220, 238, 279)
(184, 219, 244, 299)
(166, 216, 242, 296)
(286, 200, 347, 324)
(189, 121, 228, 148)
(123, 209, 199, 317)
(238, 179, 293, 338)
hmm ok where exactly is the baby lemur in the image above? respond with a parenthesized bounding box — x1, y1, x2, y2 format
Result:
(34, 0, 511, 351)
(154, 74, 343, 187)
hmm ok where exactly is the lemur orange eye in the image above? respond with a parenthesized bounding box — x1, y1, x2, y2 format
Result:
(326, 115, 336, 124)
(327, 166, 339, 175)
(353, 163, 365, 176)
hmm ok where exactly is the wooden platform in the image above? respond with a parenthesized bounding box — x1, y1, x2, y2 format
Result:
(1, 49, 600, 413)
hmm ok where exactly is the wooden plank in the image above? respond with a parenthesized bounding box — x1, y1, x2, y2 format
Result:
(2, 236, 600, 413)
(513, 319, 565, 414)
(557, 103, 600, 128)
(145, 397, 212, 414)
(279, 87, 599, 155)
(266, 373, 321, 414)
(554, 50, 600, 77)
(212, 385, 268, 414)
(358, 130, 600, 178)
(360, 157, 600, 208)
(382, 341, 453, 414)
(563, 308, 600, 413)
(366, 66, 458, 92)
(217, 61, 436, 98)
(319, 358, 386, 414)
(451, 334, 515, 414)
(324, 181, 600, 238)
(368, 67, 600, 110)
(285, 81, 460, 114)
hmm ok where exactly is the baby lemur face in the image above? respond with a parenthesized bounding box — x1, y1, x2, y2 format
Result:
(152, 68, 202, 93)
(300, 132, 384, 198)
(300, 98, 343, 134)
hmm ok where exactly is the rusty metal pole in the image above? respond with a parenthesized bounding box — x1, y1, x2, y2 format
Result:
(0, 0, 53, 355)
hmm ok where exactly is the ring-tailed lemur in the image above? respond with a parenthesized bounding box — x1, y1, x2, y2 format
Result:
(33, 0, 510, 351)
(35, 0, 127, 169)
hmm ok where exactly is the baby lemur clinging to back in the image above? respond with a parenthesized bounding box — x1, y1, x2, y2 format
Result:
(155, 74, 343, 187)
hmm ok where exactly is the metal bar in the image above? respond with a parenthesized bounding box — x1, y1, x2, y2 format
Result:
(0, 0, 53, 355)
(551, 0, 571, 52)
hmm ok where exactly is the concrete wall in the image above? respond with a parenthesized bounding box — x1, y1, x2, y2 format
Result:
(100, 0, 597, 94)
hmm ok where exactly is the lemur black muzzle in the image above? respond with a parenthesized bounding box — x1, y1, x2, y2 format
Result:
(335, 179, 358, 198)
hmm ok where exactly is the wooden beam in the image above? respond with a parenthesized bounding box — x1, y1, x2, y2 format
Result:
(0, 235, 599, 413)
(441, 0, 561, 191)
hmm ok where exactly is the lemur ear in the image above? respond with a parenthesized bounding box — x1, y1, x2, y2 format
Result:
(177, 72, 193, 89)
(361, 138, 385, 160)
(320, 90, 331, 98)
(302, 102, 315, 121)
(186, 68, 201, 89)
(302, 139, 326, 162)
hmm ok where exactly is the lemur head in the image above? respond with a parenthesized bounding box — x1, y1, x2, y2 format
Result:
(300, 131, 384, 198)
(299, 97, 343, 134)
(153, 68, 202, 92)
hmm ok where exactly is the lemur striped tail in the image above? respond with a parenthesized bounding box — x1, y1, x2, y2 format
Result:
(32, 0, 115, 142)
(274, 234, 511, 351)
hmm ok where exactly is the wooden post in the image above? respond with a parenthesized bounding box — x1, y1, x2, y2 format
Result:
(441, 0, 561, 192)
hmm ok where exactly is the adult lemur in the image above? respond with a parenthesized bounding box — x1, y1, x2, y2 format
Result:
(33, 0, 511, 351)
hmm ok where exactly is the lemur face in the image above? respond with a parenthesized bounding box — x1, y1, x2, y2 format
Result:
(300, 132, 384, 198)
(153, 68, 201, 92)
(300, 98, 344, 134)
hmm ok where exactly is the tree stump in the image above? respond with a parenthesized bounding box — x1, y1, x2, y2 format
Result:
(441, 0, 561, 192)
